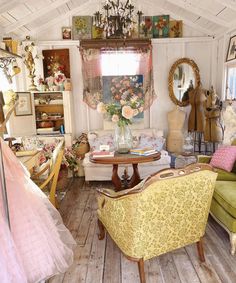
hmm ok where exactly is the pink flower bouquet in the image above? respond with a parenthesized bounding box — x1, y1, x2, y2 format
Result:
(54, 71, 66, 86)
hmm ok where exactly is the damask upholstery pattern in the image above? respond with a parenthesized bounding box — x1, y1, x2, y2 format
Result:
(97, 170, 217, 260)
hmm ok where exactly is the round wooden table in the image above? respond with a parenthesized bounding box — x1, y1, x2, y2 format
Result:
(90, 152, 161, 191)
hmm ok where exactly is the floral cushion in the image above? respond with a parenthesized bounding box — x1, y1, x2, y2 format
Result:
(89, 133, 114, 151)
(139, 134, 166, 151)
(210, 146, 236, 172)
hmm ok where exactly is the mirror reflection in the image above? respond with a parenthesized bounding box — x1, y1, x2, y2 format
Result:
(168, 58, 201, 107)
(173, 63, 195, 103)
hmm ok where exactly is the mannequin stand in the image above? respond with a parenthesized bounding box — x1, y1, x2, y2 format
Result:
(193, 132, 204, 153)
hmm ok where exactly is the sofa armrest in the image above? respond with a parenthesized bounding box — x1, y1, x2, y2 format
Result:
(197, 155, 212, 163)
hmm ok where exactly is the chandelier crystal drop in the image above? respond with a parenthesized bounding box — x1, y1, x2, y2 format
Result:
(93, 0, 142, 38)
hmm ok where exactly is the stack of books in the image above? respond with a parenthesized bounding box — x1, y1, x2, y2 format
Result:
(130, 147, 157, 156)
(91, 150, 115, 158)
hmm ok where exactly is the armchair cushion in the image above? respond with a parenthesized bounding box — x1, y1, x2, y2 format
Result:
(215, 169, 236, 181)
(210, 146, 236, 172)
(211, 198, 236, 233)
(213, 181, 236, 218)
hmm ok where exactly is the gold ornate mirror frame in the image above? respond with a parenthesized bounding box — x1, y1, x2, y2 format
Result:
(168, 58, 201, 107)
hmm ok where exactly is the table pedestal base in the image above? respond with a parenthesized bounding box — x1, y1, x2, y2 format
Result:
(112, 163, 141, 191)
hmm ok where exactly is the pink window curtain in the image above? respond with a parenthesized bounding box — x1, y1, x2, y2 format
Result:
(80, 45, 156, 110)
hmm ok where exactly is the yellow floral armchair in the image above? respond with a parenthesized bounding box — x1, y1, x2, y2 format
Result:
(97, 163, 217, 283)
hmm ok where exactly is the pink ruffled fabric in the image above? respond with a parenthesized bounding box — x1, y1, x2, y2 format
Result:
(0, 139, 76, 283)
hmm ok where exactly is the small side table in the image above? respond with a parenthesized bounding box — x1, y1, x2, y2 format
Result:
(175, 154, 197, 169)
(90, 152, 161, 191)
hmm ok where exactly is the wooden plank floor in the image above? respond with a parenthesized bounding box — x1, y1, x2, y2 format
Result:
(49, 178, 236, 283)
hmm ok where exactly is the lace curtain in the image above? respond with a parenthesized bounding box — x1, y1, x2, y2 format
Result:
(80, 45, 156, 110)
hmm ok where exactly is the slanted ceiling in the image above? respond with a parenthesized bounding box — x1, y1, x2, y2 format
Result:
(0, 0, 236, 39)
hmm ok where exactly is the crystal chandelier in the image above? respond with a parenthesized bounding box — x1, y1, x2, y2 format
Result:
(93, 0, 140, 38)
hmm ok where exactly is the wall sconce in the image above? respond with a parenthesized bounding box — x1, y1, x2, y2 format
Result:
(0, 47, 21, 84)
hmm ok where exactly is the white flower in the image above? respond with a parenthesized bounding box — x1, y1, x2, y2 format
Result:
(133, 109, 139, 116)
(112, 114, 119, 123)
(122, 105, 134, 120)
(139, 106, 144, 113)
(97, 102, 107, 114)
(130, 96, 138, 103)
(120, 99, 126, 105)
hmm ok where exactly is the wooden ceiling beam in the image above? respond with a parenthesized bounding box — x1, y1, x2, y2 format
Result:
(214, 0, 236, 12)
(20, 0, 95, 39)
(4, 0, 72, 34)
(16, 0, 216, 38)
(0, 0, 24, 14)
(166, 0, 230, 27)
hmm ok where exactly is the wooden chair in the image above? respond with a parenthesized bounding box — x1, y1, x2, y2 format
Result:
(32, 140, 64, 208)
(96, 163, 217, 283)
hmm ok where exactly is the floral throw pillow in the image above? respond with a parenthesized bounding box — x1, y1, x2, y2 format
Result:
(139, 134, 165, 151)
(210, 146, 236, 172)
(89, 134, 114, 151)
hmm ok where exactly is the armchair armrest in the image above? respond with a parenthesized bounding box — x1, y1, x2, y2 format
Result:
(197, 155, 212, 163)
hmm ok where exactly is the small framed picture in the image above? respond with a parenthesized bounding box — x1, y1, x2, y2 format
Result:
(62, 27, 72, 40)
(226, 35, 236, 62)
(15, 92, 32, 116)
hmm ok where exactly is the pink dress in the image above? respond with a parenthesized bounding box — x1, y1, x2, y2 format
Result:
(0, 138, 76, 283)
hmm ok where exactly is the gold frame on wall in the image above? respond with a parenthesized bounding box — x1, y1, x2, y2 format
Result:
(168, 57, 201, 107)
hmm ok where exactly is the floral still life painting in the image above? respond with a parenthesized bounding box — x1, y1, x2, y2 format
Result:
(99, 75, 144, 126)
(169, 20, 183, 38)
(72, 16, 92, 40)
(153, 15, 169, 38)
(139, 16, 153, 38)
(42, 49, 70, 79)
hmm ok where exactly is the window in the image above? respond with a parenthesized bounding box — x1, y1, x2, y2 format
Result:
(101, 51, 141, 76)
(226, 64, 236, 100)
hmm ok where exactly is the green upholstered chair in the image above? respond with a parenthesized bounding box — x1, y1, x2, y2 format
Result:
(96, 163, 217, 283)
(198, 140, 236, 255)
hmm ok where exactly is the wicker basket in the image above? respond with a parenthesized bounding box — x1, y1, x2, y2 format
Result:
(74, 143, 90, 158)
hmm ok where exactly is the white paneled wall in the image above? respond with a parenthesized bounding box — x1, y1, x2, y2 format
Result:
(16, 28, 224, 138)
(16, 37, 217, 137)
(151, 38, 214, 135)
(19, 19, 221, 136)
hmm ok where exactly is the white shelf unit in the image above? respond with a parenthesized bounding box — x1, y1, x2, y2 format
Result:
(7, 91, 75, 146)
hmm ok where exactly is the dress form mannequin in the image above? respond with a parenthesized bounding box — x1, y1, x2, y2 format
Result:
(188, 85, 206, 152)
(188, 85, 206, 132)
(204, 87, 223, 143)
(167, 106, 186, 153)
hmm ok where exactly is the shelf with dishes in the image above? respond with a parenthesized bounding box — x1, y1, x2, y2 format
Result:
(36, 118, 64, 122)
(35, 104, 63, 107)
(34, 91, 65, 136)
(35, 112, 64, 135)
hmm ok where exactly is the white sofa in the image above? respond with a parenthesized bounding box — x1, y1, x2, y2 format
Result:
(83, 128, 171, 181)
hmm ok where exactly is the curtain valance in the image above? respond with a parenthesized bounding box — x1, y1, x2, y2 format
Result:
(80, 41, 156, 110)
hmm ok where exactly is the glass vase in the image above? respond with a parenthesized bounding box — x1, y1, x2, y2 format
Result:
(114, 124, 133, 154)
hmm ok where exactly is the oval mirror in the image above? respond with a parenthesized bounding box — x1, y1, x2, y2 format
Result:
(168, 58, 201, 107)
